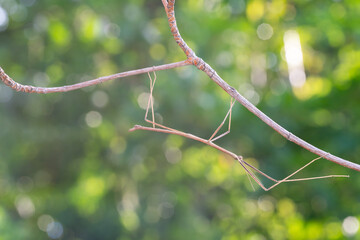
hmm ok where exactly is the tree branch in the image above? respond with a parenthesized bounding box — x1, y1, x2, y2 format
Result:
(0, 60, 189, 94)
(162, 1, 360, 172)
(1, 1, 358, 174)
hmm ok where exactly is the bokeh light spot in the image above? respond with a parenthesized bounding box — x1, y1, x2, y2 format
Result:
(149, 44, 166, 61)
(33, 72, 50, 87)
(137, 92, 153, 110)
(119, 210, 139, 231)
(342, 216, 359, 237)
(246, 0, 265, 22)
(293, 76, 331, 100)
(312, 109, 332, 126)
(110, 137, 127, 154)
(46, 221, 63, 239)
(326, 222, 342, 239)
(84, 177, 105, 197)
(216, 51, 234, 68)
(0, 7, 9, 31)
(165, 147, 182, 164)
(91, 90, 109, 108)
(278, 198, 295, 218)
(257, 23, 274, 40)
(258, 196, 275, 212)
(85, 111, 103, 128)
(15, 195, 35, 218)
(49, 21, 71, 47)
(37, 215, 54, 232)
(284, 30, 306, 88)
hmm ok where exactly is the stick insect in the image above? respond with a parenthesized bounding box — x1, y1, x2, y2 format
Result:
(130, 72, 348, 191)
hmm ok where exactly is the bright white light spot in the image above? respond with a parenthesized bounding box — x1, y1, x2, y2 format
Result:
(284, 30, 306, 87)
(342, 216, 359, 237)
(284, 30, 304, 66)
(37, 214, 54, 232)
(257, 23, 273, 40)
(15, 195, 35, 218)
(47, 221, 63, 239)
(165, 147, 182, 164)
(91, 90, 109, 108)
(85, 111, 102, 128)
(0, 7, 9, 31)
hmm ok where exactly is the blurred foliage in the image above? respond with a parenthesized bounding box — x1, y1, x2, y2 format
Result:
(0, 0, 360, 239)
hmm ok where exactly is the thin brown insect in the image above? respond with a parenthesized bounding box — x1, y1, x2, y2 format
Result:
(130, 72, 349, 191)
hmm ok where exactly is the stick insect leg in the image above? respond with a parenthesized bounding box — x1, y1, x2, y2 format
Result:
(239, 157, 348, 191)
(144, 71, 184, 133)
(144, 72, 156, 128)
(208, 98, 235, 142)
(236, 156, 268, 191)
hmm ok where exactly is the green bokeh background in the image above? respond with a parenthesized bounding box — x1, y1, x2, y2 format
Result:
(0, 0, 360, 239)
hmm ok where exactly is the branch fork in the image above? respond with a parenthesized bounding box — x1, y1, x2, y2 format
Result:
(158, 0, 360, 172)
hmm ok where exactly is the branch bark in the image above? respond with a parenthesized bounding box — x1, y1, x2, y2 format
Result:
(162, 0, 360, 172)
(0, 60, 189, 93)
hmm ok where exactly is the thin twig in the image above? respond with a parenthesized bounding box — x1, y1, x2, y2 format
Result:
(0, 61, 189, 93)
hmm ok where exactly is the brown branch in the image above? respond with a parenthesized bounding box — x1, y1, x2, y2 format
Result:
(0, 60, 189, 94)
(162, 0, 360, 172)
